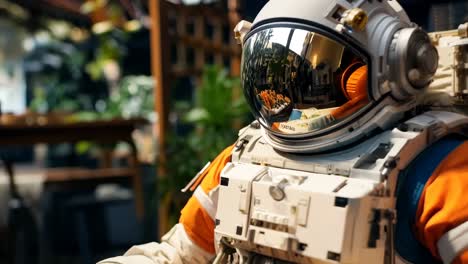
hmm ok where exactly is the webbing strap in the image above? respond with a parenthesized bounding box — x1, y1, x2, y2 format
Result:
(194, 186, 217, 221)
(437, 221, 468, 264)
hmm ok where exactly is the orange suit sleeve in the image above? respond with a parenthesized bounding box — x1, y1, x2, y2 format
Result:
(415, 142, 468, 263)
(453, 251, 468, 264)
(179, 145, 234, 254)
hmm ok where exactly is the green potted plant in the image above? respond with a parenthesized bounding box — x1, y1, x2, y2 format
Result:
(162, 65, 251, 225)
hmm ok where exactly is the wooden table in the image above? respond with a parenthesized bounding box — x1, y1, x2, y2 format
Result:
(0, 118, 148, 218)
(0, 118, 149, 263)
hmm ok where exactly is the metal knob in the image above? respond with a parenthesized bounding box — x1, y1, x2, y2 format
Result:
(269, 178, 288, 201)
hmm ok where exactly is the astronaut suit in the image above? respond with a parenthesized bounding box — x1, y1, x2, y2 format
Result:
(100, 0, 468, 263)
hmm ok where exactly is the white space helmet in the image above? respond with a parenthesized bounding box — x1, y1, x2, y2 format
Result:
(236, 0, 438, 153)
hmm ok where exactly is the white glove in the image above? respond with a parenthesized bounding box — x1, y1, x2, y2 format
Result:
(98, 223, 214, 264)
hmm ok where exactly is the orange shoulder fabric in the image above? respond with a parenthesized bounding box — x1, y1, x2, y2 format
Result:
(199, 144, 235, 194)
(415, 141, 468, 262)
(180, 197, 217, 253)
(190, 144, 235, 192)
(453, 251, 468, 264)
(179, 144, 234, 254)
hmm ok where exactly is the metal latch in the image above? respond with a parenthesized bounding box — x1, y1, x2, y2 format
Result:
(235, 135, 253, 152)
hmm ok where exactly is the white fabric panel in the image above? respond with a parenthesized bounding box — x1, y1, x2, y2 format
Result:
(437, 221, 468, 264)
(97, 223, 214, 264)
(97, 255, 155, 264)
(194, 186, 217, 221)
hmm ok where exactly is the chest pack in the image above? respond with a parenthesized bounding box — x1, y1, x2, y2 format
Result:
(213, 111, 468, 264)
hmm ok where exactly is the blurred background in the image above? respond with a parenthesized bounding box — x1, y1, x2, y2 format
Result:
(0, 0, 465, 264)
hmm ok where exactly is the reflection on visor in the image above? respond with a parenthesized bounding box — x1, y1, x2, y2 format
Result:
(241, 26, 370, 136)
(258, 89, 291, 115)
(273, 108, 335, 133)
